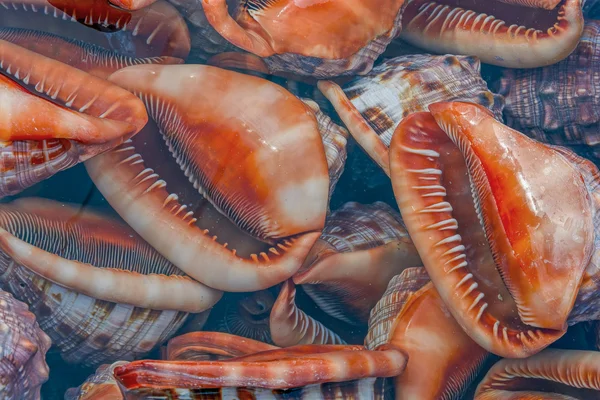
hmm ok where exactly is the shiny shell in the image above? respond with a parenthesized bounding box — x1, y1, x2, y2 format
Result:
(294, 201, 422, 325)
(497, 21, 600, 149)
(113, 343, 404, 399)
(0, 199, 204, 366)
(365, 267, 429, 350)
(270, 280, 346, 347)
(0, 290, 50, 400)
(341, 54, 504, 147)
(192, 0, 409, 77)
(301, 99, 349, 198)
(64, 361, 127, 400)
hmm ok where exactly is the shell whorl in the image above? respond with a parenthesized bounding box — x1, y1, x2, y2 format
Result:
(320, 201, 409, 253)
(497, 21, 600, 148)
(365, 267, 430, 350)
(343, 54, 504, 147)
(0, 290, 50, 400)
(0, 200, 193, 366)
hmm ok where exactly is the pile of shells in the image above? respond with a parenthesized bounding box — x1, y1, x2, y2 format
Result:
(0, 0, 599, 399)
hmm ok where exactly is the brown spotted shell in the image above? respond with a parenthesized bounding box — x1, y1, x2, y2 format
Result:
(64, 361, 127, 400)
(301, 99, 349, 198)
(497, 21, 600, 149)
(342, 54, 504, 147)
(0, 290, 50, 400)
(319, 201, 409, 253)
(365, 267, 429, 350)
(295, 201, 422, 325)
(0, 201, 195, 367)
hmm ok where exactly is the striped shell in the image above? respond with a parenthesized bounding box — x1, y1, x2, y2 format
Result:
(0, 290, 50, 400)
(270, 280, 345, 347)
(0, 200, 199, 366)
(301, 99, 349, 198)
(365, 267, 429, 350)
(113, 343, 403, 399)
(497, 21, 600, 149)
(294, 202, 422, 325)
(342, 54, 504, 147)
(64, 361, 127, 400)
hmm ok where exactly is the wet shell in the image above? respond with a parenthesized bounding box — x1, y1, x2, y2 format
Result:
(0, 199, 209, 366)
(497, 21, 600, 149)
(301, 99, 349, 198)
(113, 343, 404, 399)
(270, 280, 345, 347)
(165, 332, 277, 361)
(0, 290, 50, 400)
(184, 0, 408, 77)
(341, 54, 504, 147)
(365, 267, 429, 350)
(294, 202, 422, 325)
(64, 361, 127, 400)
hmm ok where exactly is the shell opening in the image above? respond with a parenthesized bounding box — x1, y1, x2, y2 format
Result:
(389, 110, 565, 357)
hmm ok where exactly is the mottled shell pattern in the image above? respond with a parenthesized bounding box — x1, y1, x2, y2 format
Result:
(497, 21, 600, 150)
(0, 200, 196, 366)
(365, 267, 430, 350)
(301, 99, 349, 198)
(341, 54, 505, 147)
(64, 361, 127, 400)
(0, 290, 50, 400)
(295, 201, 422, 325)
(113, 342, 403, 399)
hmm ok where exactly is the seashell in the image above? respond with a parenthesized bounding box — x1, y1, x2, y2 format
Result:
(113, 343, 405, 398)
(0, 28, 183, 80)
(0, 290, 50, 400)
(301, 99, 349, 198)
(210, 290, 275, 344)
(294, 201, 422, 325)
(318, 54, 504, 175)
(0, 0, 190, 59)
(109, 0, 158, 10)
(165, 332, 278, 361)
(0, 40, 147, 197)
(474, 349, 600, 399)
(164, 0, 241, 63)
(367, 269, 488, 400)
(64, 361, 127, 400)
(398, 0, 584, 68)
(365, 267, 430, 350)
(270, 280, 345, 347)
(389, 102, 600, 358)
(191, 0, 409, 78)
(496, 21, 600, 152)
(86, 64, 331, 293)
(0, 198, 219, 366)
